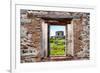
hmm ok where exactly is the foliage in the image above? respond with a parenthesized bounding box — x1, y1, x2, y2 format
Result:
(50, 38, 67, 56)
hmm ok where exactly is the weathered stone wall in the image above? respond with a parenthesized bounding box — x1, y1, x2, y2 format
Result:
(20, 10, 90, 62)
(21, 14, 42, 63)
(72, 13, 90, 59)
(76, 13, 90, 58)
(72, 19, 82, 54)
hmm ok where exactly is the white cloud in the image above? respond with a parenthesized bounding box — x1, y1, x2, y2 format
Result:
(50, 30, 55, 36)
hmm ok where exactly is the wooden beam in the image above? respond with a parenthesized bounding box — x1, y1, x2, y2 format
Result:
(42, 17, 72, 24)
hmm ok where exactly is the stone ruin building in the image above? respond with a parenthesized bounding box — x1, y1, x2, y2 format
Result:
(20, 10, 90, 63)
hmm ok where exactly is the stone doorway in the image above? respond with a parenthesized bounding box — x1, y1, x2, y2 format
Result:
(20, 10, 90, 63)
(41, 18, 74, 60)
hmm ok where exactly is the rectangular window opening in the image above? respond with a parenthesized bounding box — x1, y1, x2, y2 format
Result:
(48, 25, 68, 57)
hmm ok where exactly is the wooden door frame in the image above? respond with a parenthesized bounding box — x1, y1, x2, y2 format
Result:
(41, 17, 73, 58)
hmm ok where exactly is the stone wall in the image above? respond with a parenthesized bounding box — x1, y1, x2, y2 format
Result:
(73, 19, 82, 54)
(72, 13, 90, 59)
(21, 14, 43, 63)
(20, 10, 90, 62)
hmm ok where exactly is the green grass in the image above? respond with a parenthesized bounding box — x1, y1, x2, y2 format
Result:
(50, 38, 66, 56)
(50, 49, 65, 55)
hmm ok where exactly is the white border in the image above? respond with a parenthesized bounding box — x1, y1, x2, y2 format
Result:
(11, 4, 96, 73)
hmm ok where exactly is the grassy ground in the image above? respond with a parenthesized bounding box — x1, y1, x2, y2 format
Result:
(50, 38, 66, 56)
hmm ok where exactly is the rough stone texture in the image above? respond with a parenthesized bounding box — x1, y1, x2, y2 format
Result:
(72, 13, 90, 59)
(20, 14, 43, 63)
(20, 10, 90, 62)
(20, 10, 79, 19)
(76, 13, 90, 58)
(73, 19, 82, 54)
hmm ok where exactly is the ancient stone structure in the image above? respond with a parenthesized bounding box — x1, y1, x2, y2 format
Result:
(56, 31, 64, 38)
(76, 13, 90, 58)
(21, 12, 43, 62)
(20, 10, 90, 63)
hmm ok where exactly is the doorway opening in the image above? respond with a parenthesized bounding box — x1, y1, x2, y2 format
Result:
(48, 25, 67, 57)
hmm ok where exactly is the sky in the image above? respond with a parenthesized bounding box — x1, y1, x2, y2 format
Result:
(50, 25, 65, 37)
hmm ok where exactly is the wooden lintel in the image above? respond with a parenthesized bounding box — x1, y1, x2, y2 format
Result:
(42, 17, 72, 24)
